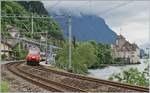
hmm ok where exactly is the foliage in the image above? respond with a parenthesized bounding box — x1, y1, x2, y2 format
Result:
(32, 33, 41, 40)
(1, 1, 64, 41)
(96, 43, 113, 63)
(89, 41, 113, 68)
(2, 1, 27, 14)
(1, 20, 11, 38)
(1, 54, 8, 60)
(56, 41, 113, 74)
(108, 64, 149, 87)
(1, 32, 11, 38)
(56, 42, 97, 74)
(24, 32, 32, 38)
(76, 42, 97, 68)
(0, 80, 10, 92)
(12, 44, 28, 60)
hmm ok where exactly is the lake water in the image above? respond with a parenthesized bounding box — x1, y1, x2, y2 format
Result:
(88, 59, 149, 80)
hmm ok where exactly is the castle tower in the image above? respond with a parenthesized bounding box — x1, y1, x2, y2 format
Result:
(116, 34, 126, 47)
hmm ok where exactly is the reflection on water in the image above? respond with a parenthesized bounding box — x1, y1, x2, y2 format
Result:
(88, 59, 149, 80)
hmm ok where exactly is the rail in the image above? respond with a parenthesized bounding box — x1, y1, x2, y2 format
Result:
(39, 65, 149, 92)
(5, 62, 86, 92)
(4, 61, 149, 92)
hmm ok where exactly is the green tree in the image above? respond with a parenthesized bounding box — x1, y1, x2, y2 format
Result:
(56, 42, 97, 74)
(1, 54, 8, 60)
(76, 42, 97, 68)
(2, 1, 27, 14)
(12, 44, 28, 60)
(56, 41, 114, 74)
(91, 43, 113, 68)
(109, 65, 149, 87)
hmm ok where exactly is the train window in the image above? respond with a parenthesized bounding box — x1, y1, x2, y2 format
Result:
(29, 48, 39, 55)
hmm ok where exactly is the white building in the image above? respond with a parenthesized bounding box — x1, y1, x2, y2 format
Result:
(111, 35, 140, 64)
(1, 40, 12, 60)
(6, 25, 19, 37)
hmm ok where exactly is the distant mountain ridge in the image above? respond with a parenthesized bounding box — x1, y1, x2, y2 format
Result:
(54, 14, 117, 44)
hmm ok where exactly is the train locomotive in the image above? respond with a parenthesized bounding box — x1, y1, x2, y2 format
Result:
(26, 48, 40, 66)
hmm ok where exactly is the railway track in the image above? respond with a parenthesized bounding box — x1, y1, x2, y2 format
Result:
(5, 62, 86, 92)
(35, 64, 149, 92)
(5, 61, 149, 92)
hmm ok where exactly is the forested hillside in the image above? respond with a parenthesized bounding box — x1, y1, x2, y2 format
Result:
(1, 1, 64, 40)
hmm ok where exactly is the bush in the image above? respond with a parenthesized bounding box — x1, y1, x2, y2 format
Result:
(12, 44, 28, 60)
(1, 54, 8, 60)
(0, 80, 10, 92)
(108, 65, 149, 87)
(56, 42, 97, 74)
(33, 33, 41, 40)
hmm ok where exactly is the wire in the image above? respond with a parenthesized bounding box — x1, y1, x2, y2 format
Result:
(97, 1, 133, 16)
(86, 1, 134, 42)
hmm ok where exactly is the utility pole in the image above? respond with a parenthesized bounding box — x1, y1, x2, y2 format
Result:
(45, 31, 48, 64)
(149, 2, 150, 60)
(68, 14, 72, 70)
(31, 14, 33, 34)
(18, 30, 20, 58)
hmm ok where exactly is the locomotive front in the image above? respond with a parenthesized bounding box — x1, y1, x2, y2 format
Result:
(26, 48, 41, 66)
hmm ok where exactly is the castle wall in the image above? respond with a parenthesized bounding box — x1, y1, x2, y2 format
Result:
(111, 35, 140, 64)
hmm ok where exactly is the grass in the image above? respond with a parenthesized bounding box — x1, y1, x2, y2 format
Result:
(0, 80, 10, 92)
(49, 66, 67, 72)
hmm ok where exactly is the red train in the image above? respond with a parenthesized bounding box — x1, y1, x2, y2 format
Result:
(26, 48, 41, 66)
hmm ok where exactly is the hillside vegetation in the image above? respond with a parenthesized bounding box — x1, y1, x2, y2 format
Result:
(1, 1, 64, 40)
(1, 1, 64, 60)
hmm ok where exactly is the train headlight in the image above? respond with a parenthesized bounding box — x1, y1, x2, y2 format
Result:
(32, 56, 35, 59)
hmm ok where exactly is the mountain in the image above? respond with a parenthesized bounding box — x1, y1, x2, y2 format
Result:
(55, 14, 117, 44)
(17, 1, 48, 15)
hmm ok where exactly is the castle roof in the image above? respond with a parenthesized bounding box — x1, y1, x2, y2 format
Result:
(117, 34, 125, 39)
(113, 34, 139, 52)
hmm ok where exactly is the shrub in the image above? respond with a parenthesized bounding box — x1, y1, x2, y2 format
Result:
(1, 54, 8, 60)
(0, 80, 10, 92)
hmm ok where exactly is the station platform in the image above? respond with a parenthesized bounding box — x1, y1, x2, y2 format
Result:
(39, 61, 53, 67)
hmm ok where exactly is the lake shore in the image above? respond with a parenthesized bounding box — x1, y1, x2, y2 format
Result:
(88, 59, 148, 80)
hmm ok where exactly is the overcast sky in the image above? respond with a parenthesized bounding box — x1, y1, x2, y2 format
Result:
(42, 0, 150, 46)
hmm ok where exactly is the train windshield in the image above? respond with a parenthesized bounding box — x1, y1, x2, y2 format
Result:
(29, 49, 39, 55)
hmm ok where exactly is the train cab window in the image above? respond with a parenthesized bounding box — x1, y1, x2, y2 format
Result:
(29, 49, 39, 55)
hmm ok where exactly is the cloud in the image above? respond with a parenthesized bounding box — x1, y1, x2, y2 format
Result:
(42, 1, 150, 46)
(104, 4, 149, 46)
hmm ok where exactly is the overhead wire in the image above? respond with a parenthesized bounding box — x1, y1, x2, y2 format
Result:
(87, 0, 133, 37)
(97, 1, 133, 16)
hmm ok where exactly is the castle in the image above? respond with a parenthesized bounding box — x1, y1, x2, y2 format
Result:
(111, 35, 140, 64)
